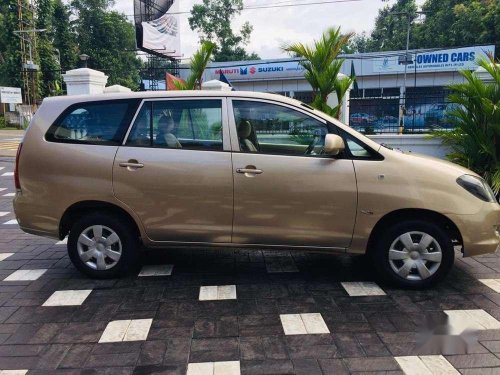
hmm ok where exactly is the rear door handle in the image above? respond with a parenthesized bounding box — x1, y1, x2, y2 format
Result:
(119, 161, 144, 169)
(236, 168, 263, 175)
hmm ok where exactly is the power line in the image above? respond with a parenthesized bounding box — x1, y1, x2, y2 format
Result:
(125, 0, 364, 17)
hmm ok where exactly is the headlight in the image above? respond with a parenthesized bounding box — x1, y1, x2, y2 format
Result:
(457, 174, 497, 203)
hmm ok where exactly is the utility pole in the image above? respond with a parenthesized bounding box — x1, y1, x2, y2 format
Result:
(390, 10, 428, 134)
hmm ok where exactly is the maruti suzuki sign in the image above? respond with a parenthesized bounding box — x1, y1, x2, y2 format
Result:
(211, 61, 305, 81)
(373, 45, 495, 74)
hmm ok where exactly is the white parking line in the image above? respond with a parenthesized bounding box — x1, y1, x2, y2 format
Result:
(0, 212, 9, 217)
(0, 253, 14, 261)
(4, 269, 47, 281)
(479, 279, 500, 293)
(199, 285, 237, 301)
(99, 319, 152, 343)
(139, 264, 173, 277)
(187, 361, 240, 375)
(395, 355, 459, 375)
(1, 172, 13, 176)
(42, 290, 93, 306)
(3, 219, 17, 225)
(0, 188, 6, 192)
(0, 370, 29, 375)
(280, 313, 330, 335)
(2, 193, 15, 197)
(56, 237, 68, 245)
(341, 281, 386, 296)
(445, 309, 500, 334)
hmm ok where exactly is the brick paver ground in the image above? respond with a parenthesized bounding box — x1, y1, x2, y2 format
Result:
(0, 157, 500, 374)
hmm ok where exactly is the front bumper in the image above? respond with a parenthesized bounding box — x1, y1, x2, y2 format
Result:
(448, 202, 500, 257)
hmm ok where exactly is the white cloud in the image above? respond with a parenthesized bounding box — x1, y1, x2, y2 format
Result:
(113, 0, 415, 59)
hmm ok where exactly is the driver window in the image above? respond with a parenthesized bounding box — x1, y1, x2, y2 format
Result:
(232, 100, 330, 156)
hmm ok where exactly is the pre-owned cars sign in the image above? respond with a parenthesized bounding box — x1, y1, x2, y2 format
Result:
(373, 45, 495, 74)
(0, 87, 22, 104)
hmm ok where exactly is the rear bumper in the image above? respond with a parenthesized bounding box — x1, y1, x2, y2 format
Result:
(448, 203, 500, 257)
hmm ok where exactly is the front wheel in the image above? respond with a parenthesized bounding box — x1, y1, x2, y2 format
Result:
(372, 220, 454, 288)
(68, 212, 139, 278)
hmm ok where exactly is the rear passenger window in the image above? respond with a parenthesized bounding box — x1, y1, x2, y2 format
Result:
(126, 99, 223, 151)
(46, 100, 139, 145)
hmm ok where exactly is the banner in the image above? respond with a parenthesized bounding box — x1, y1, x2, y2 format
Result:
(373, 45, 495, 74)
(0, 87, 22, 104)
(135, 0, 180, 58)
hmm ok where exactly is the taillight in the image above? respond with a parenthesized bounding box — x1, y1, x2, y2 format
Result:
(14, 142, 23, 190)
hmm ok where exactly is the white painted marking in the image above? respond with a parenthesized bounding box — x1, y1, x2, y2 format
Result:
(199, 285, 236, 301)
(280, 313, 329, 335)
(0, 370, 29, 375)
(395, 355, 459, 375)
(0, 253, 14, 261)
(1, 172, 13, 176)
(56, 237, 67, 245)
(98, 319, 152, 343)
(42, 290, 92, 306)
(445, 309, 500, 335)
(341, 281, 386, 296)
(0, 188, 6, 192)
(479, 279, 500, 293)
(2, 193, 15, 197)
(0, 167, 4, 171)
(187, 361, 241, 375)
(139, 264, 173, 277)
(0, 212, 9, 217)
(2, 219, 17, 225)
(4, 269, 47, 281)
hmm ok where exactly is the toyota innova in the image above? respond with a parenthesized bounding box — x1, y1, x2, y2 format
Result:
(13, 91, 500, 287)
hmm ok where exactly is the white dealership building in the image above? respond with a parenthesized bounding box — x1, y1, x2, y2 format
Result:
(182, 44, 495, 133)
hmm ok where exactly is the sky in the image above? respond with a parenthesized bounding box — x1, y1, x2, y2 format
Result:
(113, 0, 426, 60)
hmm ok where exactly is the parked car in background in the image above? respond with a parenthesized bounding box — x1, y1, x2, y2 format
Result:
(13, 91, 500, 288)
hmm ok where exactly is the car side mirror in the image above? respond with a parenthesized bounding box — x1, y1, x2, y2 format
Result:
(324, 134, 345, 156)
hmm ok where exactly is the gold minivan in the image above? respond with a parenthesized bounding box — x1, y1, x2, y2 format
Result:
(13, 91, 499, 287)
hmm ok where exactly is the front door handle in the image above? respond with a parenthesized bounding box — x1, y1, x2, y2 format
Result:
(236, 167, 263, 175)
(119, 160, 144, 169)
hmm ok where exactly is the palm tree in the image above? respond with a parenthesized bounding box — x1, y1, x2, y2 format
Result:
(435, 56, 500, 194)
(175, 41, 216, 90)
(282, 27, 354, 119)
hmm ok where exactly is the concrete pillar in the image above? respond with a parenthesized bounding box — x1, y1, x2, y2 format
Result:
(201, 80, 232, 91)
(62, 68, 108, 96)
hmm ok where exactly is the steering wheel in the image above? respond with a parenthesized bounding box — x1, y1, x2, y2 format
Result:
(304, 136, 320, 155)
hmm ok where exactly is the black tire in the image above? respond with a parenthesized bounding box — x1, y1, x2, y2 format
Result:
(371, 219, 454, 288)
(68, 212, 140, 278)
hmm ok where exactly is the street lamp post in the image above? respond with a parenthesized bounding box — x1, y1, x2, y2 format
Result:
(79, 54, 90, 68)
(390, 10, 428, 134)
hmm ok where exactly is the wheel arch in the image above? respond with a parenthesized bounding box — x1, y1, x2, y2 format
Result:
(366, 208, 463, 255)
(59, 200, 142, 241)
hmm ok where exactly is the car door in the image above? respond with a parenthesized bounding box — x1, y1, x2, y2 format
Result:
(229, 98, 357, 249)
(113, 97, 234, 243)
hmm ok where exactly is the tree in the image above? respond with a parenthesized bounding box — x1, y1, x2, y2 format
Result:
(188, 0, 258, 62)
(434, 57, 500, 194)
(52, 0, 78, 72)
(0, 1, 24, 89)
(414, 0, 499, 50)
(348, 0, 499, 54)
(175, 41, 216, 90)
(71, 0, 142, 89)
(283, 27, 354, 119)
(36, 0, 62, 97)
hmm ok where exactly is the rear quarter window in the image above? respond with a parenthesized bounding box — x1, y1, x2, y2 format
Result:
(45, 99, 139, 145)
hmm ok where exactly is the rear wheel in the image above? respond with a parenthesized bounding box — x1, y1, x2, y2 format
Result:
(372, 220, 454, 288)
(68, 212, 139, 278)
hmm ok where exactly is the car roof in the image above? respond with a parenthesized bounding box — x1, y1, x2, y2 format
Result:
(41, 90, 306, 108)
